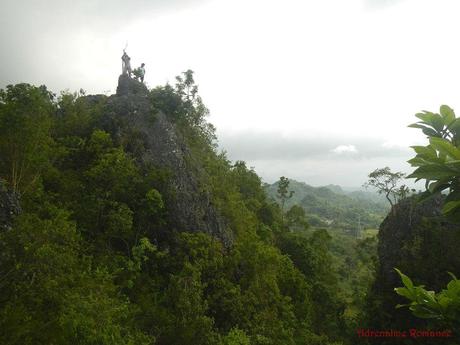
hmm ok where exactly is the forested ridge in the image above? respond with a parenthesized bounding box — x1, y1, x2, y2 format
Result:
(0, 73, 459, 345)
(264, 179, 388, 230)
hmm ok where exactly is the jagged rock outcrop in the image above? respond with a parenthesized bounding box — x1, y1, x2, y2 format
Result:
(0, 182, 21, 231)
(116, 74, 148, 96)
(99, 75, 231, 246)
(364, 196, 460, 344)
(377, 195, 450, 288)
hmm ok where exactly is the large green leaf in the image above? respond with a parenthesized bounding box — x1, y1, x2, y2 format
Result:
(448, 118, 460, 134)
(414, 112, 444, 132)
(395, 287, 414, 300)
(415, 111, 435, 124)
(411, 306, 440, 319)
(443, 202, 460, 222)
(407, 164, 456, 180)
(444, 160, 460, 173)
(427, 180, 450, 194)
(447, 272, 458, 281)
(431, 114, 445, 132)
(444, 190, 460, 203)
(430, 137, 460, 160)
(440, 105, 455, 125)
(422, 127, 440, 137)
(416, 190, 438, 203)
(395, 268, 414, 290)
(410, 145, 439, 161)
(407, 157, 429, 167)
(418, 289, 439, 309)
(408, 123, 433, 130)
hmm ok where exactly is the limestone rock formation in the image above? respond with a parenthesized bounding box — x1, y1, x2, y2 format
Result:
(116, 74, 148, 96)
(377, 195, 448, 288)
(99, 75, 231, 246)
(365, 195, 460, 343)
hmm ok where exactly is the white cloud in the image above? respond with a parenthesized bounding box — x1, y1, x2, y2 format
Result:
(331, 145, 358, 154)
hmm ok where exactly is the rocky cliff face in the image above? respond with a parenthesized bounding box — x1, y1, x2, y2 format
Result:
(99, 75, 231, 246)
(376, 196, 449, 288)
(365, 195, 460, 344)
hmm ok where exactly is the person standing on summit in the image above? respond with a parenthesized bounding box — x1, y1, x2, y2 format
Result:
(121, 50, 132, 77)
(132, 63, 146, 83)
(138, 63, 145, 82)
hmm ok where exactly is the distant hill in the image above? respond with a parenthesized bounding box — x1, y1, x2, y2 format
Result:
(265, 179, 389, 231)
(323, 184, 345, 194)
(324, 184, 387, 203)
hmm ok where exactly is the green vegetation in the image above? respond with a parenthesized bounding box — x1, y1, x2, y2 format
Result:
(265, 179, 388, 232)
(407, 105, 460, 220)
(392, 105, 460, 333)
(268, 178, 379, 340)
(395, 269, 460, 328)
(363, 167, 410, 212)
(0, 77, 351, 344)
(2, 74, 458, 345)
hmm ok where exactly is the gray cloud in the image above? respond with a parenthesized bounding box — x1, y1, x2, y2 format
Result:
(1, 0, 207, 28)
(0, 0, 209, 88)
(0, 0, 428, 188)
(216, 130, 416, 186)
(217, 130, 411, 162)
(245, 156, 414, 187)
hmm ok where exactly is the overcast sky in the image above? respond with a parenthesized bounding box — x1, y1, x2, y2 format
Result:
(1, 0, 459, 187)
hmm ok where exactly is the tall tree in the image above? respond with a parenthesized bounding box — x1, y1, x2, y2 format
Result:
(285, 205, 309, 232)
(172, 70, 216, 147)
(363, 167, 409, 213)
(0, 84, 55, 193)
(277, 176, 294, 228)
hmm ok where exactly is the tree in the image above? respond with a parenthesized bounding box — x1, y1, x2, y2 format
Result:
(150, 84, 184, 121)
(363, 167, 409, 212)
(276, 229, 345, 339)
(0, 80, 353, 345)
(285, 205, 309, 232)
(175, 69, 198, 104)
(276, 176, 294, 228)
(0, 211, 153, 344)
(174, 70, 216, 145)
(221, 328, 251, 345)
(0, 84, 55, 193)
(277, 177, 294, 213)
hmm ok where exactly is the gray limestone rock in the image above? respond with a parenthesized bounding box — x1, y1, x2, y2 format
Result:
(100, 75, 231, 246)
(365, 195, 460, 338)
(376, 195, 456, 288)
(116, 74, 148, 96)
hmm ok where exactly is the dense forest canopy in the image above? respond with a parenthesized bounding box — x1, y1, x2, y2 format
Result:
(265, 179, 388, 231)
(0, 76, 359, 345)
(0, 74, 459, 345)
